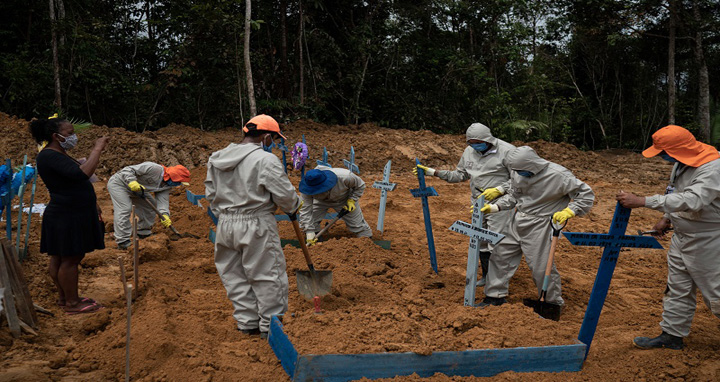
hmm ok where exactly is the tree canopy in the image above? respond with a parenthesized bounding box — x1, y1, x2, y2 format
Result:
(1, 0, 718, 149)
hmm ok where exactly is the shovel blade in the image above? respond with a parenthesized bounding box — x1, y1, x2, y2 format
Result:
(523, 298, 562, 321)
(295, 270, 333, 300)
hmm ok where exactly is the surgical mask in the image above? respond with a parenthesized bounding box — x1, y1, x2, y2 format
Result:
(660, 153, 678, 163)
(57, 133, 78, 150)
(165, 180, 182, 187)
(516, 170, 534, 177)
(470, 143, 489, 153)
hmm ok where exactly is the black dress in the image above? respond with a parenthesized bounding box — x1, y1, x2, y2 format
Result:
(37, 149, 105, 257)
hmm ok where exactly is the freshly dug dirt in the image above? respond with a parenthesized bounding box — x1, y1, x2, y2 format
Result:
(1, 112, 719, 382)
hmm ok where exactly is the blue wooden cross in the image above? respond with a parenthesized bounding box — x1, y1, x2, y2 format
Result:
(563, 202, 664, 358)
(371, 160, 397, 233)
(4, 159, 12, 241)
(185, 189, 206, 207)
(301, 135, 307, 180)
(410, 158, 439, 273)
(449, 196, 505, 307)
(343, 146, 360, 174)
(207, 206, 218, 243)
(278, 137, 289, 174)
(316, 147, 331, 167)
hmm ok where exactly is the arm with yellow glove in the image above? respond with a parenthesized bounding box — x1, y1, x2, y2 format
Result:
(412, 164, 436, 177)
(128, 180, 145, 193)
(160, 214, 172, 228)
(552, 207, 575, 224)
(480, 186, 505, 201)
(480, 203, 500, 214)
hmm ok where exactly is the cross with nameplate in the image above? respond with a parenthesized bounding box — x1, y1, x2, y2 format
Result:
(449, 196, 505, 307)
(562, 202, 663, 358)
(343, 146, 360, 174)
(372, 160, 397, 233)
(410, 158, 439, 273)
(316, 147, 331, 167)
(278, 137, 289, 174)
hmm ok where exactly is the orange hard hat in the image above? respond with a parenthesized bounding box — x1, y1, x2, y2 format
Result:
(162, 165, 191, 185)
(642, 125, 719, 167)
(242, 114, 286, 140)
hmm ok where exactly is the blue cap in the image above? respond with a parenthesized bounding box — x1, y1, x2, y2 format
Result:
(299, 169, 338, 195)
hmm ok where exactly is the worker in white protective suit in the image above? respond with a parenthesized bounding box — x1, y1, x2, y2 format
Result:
(205, 114, 301, 339)
(617, 125, 720, 350)
(480, 146, 594, 319)
(413, 123, 515, 287)
(299, 166, 372, 245)
(108, 162, 190, 249)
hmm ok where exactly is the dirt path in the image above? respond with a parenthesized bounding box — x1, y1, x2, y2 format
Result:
(1, 113, 718, 381)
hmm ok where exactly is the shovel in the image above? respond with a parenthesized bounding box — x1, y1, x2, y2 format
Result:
(288, 212, 332, 313)
(523, 219, 567, 321)
(137, 192, 199, 241)
(312, 208, 350, 243)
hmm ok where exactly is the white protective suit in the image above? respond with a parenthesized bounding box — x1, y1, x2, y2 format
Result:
(644, 158, 720, 337)
(435, 123, 515, 252)
(486, 146, 595, 305)
(205, 143, 301, 333)
(107, 162, 173, 244)
(299, 166, 372, 237)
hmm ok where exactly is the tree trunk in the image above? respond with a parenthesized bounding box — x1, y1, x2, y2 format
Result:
(667, 0, 676, 125)
(280, 0, 289, 98)
(693, 1, 710, 141)
(49, 0, 62, 109)
(57, 0, 65, 46)
(298, 0, 304, 105)
(244, 0, 257, 117)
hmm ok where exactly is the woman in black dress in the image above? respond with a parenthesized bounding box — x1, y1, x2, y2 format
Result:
(29, 117, 109, 314)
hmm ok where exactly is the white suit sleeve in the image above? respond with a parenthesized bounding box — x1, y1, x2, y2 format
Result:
(345, 173, 365, 201)
(204, 164, 220, 218)
(563, 176, 595, 216)
(262, 157, 301, 215)
(299, 193, 315, 231)
(154, 189, 171, 215)
(645, 165, 720, 213)
(436, 156, 471, 183)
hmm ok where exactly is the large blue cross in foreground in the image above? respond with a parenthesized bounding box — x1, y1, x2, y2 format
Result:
(563, 202, 664, 358)
(410, 158, 439, 273)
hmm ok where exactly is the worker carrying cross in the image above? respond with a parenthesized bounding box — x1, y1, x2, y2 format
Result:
(413, 123, 515, 287)
(108, 162, 190, 249)
(617, 125, 720, 350)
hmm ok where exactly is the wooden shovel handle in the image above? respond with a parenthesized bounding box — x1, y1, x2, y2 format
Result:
(290, 218, 315, 271)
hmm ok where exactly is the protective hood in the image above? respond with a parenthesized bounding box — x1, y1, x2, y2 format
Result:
(506, 146, 549, 174)
(208, 143, 263, 172)
(466, 123, 498, 146)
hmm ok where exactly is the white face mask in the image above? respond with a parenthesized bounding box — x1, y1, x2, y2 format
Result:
(57, 133, 79, 150)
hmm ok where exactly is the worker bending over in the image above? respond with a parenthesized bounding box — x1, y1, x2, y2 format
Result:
(481, 146, 594, 320)
(617, 125, 720, 350)
(108, 162, 190, 249)
(414, 123, 515, 287)
(205, 114, 301, 339)
(299, 166, 372, 245)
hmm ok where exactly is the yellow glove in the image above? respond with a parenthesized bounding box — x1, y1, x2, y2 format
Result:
(306, 232, 318, 246)
(160, 214, 172, 228)
(345, 199, 356, 212)
(128, 181, 145, 193)
(480, 204, 499, 214)
(480, 187, 504, 202)
(412, 164, 436, 177)
(552, 207, 575, 225)
(307, 238, 318, 246)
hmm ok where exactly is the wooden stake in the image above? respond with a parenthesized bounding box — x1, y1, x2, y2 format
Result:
(118, 256, 127, 296)
(0, 240, 37, 327)
(125, 284, 132, 382)
(0, 250, 20, 337)
(133, 216, 139, 300)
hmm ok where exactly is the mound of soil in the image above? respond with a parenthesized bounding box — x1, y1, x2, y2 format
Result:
(1, 113, 719, 382)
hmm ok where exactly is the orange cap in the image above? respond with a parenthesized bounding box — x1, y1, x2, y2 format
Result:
(642, 125, 719, 167)
(162, 165, 191, 184)
(242, 114, 286, 140)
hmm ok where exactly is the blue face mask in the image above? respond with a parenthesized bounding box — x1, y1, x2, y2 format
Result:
(660, 153, 678, 163)
(165, 180, 182, 187)
(470, 143, 489, 153)
(516, 170, 534, 177)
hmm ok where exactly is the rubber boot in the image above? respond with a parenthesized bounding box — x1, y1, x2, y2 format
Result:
(633, 332, 684, 350)
(476, 251, 491, 287)
(476, 296, 506, 308)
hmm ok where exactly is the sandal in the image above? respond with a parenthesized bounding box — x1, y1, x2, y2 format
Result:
(63, 300, 103, 315)
(57, 297, 95, 307)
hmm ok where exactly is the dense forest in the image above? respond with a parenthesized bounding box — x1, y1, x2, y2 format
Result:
(1, 0, 718, 150)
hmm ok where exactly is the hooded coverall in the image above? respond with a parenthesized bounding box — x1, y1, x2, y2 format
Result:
(486, 147, 594, 305)
(435, 123, 515, 253)
(205, 143, 300, 333)
(645, 158, 720, 337)
(107, 162, 172, 244)
(299, 166, 372, 238)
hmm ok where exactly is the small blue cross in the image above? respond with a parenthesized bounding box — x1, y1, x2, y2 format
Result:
(410, 158, 439, 273)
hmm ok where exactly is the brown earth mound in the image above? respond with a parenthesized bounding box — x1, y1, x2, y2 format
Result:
(1, 113, 719, 382)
